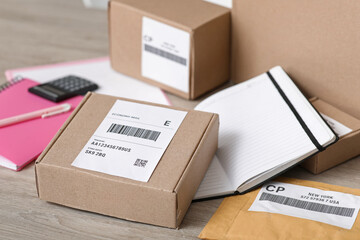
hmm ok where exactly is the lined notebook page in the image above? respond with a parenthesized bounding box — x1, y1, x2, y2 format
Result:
(194, 67, 335, 199)
(270, 67, 335, 146)
(194, 155, 234, 199)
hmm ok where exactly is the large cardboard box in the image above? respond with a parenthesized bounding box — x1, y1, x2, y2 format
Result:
(231, 0, 360, 172)
(109, 0, 231, 99)
(35, 93, 219, 228)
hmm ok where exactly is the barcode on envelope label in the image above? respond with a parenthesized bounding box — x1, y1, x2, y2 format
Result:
(134, 159, 148, 168)
(260, 192, 355, 217)
(107, 123, 161, 142)
(144, 44, 187, 66)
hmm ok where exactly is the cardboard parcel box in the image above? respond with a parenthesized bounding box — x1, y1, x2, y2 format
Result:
(303, 98, 360, 174)
(231, 0, 360, 173)
(35, 93, 219, 228)
(109, 0, 231, 99)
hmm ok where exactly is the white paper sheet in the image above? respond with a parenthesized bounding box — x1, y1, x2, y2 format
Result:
(194, 155, 234, 199)
(5, 57, 170, 105)
(321, 113, 352, 137)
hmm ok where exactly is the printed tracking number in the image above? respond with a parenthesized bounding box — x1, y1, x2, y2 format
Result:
(260, 192, 355, 217)
(107, 123, 161, 142)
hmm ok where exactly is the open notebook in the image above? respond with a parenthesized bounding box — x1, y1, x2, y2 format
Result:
(194, 66, 338, 200)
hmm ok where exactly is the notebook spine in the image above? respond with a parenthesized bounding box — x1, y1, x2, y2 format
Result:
(0, 76, 24, 93)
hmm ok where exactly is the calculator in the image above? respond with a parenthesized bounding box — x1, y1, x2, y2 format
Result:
(29, 75, 98, 102)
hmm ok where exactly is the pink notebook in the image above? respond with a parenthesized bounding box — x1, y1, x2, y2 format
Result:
(0, 78, 83, 171)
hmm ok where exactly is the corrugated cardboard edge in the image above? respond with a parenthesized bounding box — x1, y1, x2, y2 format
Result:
(35, 92, 94, 197)
(174, 113, 219, 227)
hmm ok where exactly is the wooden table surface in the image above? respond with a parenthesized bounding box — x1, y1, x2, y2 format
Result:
(1, 1, 360, 239)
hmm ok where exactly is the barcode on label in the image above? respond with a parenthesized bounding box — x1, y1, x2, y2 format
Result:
(260, 192, 355, 217)
(107, 123, 161, 142)
(144, 44, 187, 66)
(134, 159, 148, 168)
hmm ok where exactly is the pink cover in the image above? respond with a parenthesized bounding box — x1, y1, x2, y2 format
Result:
(0, 78, 83, 171)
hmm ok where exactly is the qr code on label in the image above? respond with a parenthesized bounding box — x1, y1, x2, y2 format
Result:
(134, 159, 148, 168)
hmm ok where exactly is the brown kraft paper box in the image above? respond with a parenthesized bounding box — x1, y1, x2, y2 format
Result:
(35, 93, 219, 228)
(109, 0, 231, 100)
(303, 98, 360, 174)
(231, 0, 360, 173)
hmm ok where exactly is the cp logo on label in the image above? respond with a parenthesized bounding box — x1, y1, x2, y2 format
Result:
(265, 184, 285, 193)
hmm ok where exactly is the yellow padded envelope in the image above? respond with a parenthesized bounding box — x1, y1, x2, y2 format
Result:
(199, 177, 360, 240)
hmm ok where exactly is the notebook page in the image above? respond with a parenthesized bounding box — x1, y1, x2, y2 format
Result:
(237, 148, 314, 193)
(0, 155, 17, 170)
(194, 155, 234, 199)
(196, 73, 317, 194)
(270, 67, 335, 146)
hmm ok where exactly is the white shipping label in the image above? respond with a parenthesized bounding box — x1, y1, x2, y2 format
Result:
(141, 17, 190, 94)
(72, 100, 187, 182)
(249, 181, 360, 229)
(321, 113, 352, 137)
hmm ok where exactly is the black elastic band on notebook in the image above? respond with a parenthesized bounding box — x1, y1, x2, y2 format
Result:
(266, 71, 325, 152)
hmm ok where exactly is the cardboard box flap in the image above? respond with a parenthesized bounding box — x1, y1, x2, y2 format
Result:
(312, 98, 360, 131)
(37, 93, 215, 192)
(232, 0, 360, 119)
(111, 0, 229, 30)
